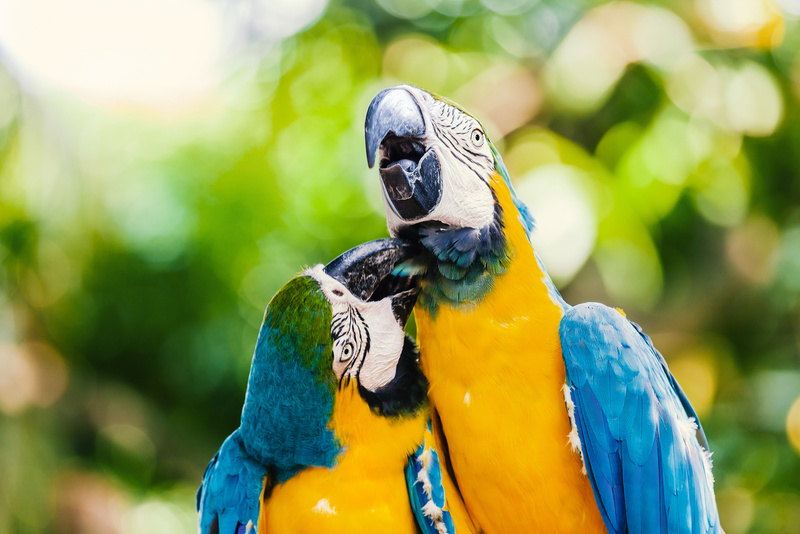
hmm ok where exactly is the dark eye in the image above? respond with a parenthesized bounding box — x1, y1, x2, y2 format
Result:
(471, 129, 484, 147)
(340, 343, 354, 362)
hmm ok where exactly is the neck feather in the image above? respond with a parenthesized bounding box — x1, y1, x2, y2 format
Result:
(411, 189, 510, 315)
(357, 335, 428, 417)
(333, 380, 427, 462)
(239, 321, 340, 480)
(413, 167, 566, 314)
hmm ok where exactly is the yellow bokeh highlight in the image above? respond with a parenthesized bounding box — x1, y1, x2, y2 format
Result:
(787, 395, 800, 455)
(382, 35, 450, 93)
(715, 487, 755, 534)
(726, 214, 780, 284)
(695, 0, 785, 50)
(667, 348, 718, 417)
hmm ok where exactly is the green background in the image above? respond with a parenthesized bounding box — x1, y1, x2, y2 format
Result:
(0, 0, 799, 532)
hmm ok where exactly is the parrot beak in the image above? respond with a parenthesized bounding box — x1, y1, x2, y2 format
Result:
(323, 238, 423, 325)
(365, 87, 442, 221)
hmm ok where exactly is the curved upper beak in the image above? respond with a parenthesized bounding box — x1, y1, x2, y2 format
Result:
(365, 88, 425, 169)
(323, 238, 423, 325)
(365, 87, 443, 221)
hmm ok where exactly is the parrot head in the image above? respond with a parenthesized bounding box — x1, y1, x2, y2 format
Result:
(365, 85, 537, 312)
(365, 85, 502, 234)
(239, 238, 427, 479)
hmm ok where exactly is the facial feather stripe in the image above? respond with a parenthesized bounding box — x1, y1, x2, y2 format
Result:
(428, 99, 493, 183)
(331, 304, 370, 385)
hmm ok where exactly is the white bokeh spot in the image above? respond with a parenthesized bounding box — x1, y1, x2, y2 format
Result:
(515, 164, 598, 284)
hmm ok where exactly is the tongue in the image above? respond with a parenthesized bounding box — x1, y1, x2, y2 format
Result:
(381, 159, 418, 200)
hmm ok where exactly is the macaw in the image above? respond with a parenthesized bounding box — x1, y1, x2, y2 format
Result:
(364, 86, 721, 533)
(196, 238, 475, 534)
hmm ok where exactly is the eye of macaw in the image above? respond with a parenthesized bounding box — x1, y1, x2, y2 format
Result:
(471, 129, 484, 147)
(331, 304, 369, 383)
(340, 342, 354, 362)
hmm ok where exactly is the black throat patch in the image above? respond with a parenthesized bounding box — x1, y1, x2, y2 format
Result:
(357, 335, 428, 418)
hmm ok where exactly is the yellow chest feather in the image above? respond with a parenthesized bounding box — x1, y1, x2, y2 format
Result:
(258, 385, 424, 534)
(415, 176, 607, 533)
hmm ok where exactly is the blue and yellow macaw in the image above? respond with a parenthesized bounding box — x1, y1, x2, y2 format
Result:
(365, 86, 721, 533)
(196, 239, 475, 534)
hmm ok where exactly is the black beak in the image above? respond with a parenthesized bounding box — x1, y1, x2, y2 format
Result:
(323, 238, 423, 325)
(365, 87, 443, 221)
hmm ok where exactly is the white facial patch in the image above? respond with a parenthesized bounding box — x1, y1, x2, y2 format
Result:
(382, 86, 498, 236)
(305, 265, 407, 392)
(354, 297, 406, 391)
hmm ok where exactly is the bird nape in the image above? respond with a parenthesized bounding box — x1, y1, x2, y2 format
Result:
(365, 85, 721, 534)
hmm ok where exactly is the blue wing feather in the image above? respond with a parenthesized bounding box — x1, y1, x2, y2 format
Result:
(197, 429, 268, 534)
(631, 320, 711, 452)
(573, 383, 625, 531)
(405, 422, 457, 534)
(560, 303, 721, 534)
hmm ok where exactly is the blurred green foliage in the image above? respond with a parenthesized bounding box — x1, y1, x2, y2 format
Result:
(0, 0, 799, 532)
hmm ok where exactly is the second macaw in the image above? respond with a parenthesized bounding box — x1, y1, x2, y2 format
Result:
(364, 86, 721, 533)
(196, 239, 474, 534)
